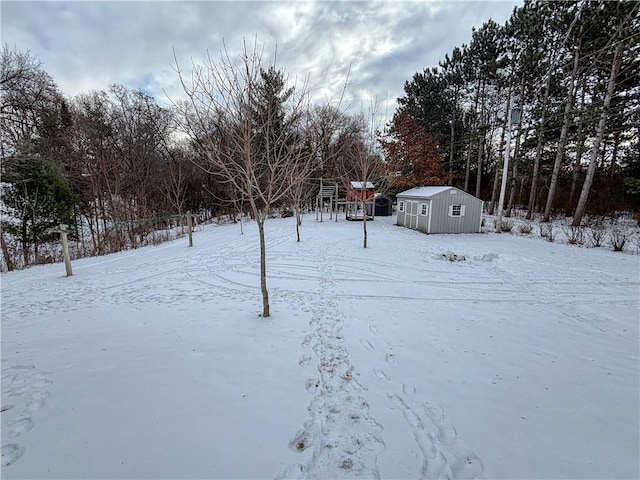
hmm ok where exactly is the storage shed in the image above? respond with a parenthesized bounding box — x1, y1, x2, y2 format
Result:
(374, 194, 393, 216)
(396, 186, 483, 234)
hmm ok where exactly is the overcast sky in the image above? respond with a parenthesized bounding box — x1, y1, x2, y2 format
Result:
(2, 0, 521, 125)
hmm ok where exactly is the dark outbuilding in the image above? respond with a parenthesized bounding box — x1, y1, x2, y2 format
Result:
(374, 194, 393, 216)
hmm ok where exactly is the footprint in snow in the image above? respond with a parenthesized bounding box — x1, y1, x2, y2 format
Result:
(1, 444, 25, 467)
(305, 378, 319, 393)
(388, 387, 484, 479)
(385, 352, 396, 364)
(359, 339, 374, 351)
(30, 373, 52, 389)
(373, 369, 390, 381)
(449, 450, 485, 479)
(6, 417, 34, 438)
(298, 355, 312, 367)
(1, 362, 53, 467)
(25, 391, 50, 414)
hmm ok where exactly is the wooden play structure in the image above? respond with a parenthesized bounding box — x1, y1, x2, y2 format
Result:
(315, 180, 339, 222)
(345, 181, 375, 221)
(315, 180, 376, 222)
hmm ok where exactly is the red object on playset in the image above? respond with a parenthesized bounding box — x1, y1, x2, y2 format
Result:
(346, 181, 375, 202)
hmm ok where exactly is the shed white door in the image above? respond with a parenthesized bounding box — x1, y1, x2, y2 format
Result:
(406, 201, 419, 229)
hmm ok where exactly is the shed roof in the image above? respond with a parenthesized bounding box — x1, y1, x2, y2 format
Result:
(396, 186, 453, 198)
(350, 181, 375, 189)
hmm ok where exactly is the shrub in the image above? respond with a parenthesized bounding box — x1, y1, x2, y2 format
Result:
(586, 227, 606, 248)
(608, 226, 628, 252)
(540, 223, 554, 242)
(518, 222, 533, 235)
(563, 225, 585, 245)
(500, 219, 513, 233)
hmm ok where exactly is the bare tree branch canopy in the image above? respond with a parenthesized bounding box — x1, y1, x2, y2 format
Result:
(335, 106, 386, 249)
(1, 45, 62, 159)
(171, 39, 315, 317)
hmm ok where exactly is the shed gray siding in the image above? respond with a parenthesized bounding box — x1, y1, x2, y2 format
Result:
(396, 187, 482, 234)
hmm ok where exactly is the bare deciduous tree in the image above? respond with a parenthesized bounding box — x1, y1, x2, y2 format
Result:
(288, 162, 315, 242)
(337, 107, 384, 249)
(172, 40, 314, 317)
(1, 45, 61, 159)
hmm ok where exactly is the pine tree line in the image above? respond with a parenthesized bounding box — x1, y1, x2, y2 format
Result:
(2, 2, 638, 270)
(391, 0, 639, 223)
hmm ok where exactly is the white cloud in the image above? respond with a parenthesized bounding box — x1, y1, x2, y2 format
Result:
(1, 0, 521, 123)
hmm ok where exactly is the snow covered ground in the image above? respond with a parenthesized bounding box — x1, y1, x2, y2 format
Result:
(1, 215, 638, 479)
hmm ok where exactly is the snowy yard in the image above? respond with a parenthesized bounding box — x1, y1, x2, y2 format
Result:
(1, 215, 638, 479)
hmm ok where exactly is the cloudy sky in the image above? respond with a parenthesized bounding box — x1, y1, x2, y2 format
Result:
(2, 0, 520, 125)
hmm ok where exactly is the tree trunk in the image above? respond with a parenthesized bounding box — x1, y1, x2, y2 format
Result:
(488, 159, 501, 216)
(506, 77, 527, 217)
(475, 133, 484, 199)
(569, 128, 586, 209)
(21, 215, 29, 265)
(465, 79, 481, 193)
(448, 86, 460, 183)
(475, 81, 486, 198)
(569, 86, 587, 208)
(257, 217, 270, 317)
(527, 59, 553, 220)
(489, 87, 512, 215)
(543, 41, 581, 222)
(319, 178, 324, 222)
(296, 210, 301, 242)
(362, 199, 368, 248)
(31, 209, 40, 263)
(489, 121, 508, 215)
(505, 160, 519, 218)
(449, 114, 455, 182)
(92, 198, 102, 249)
(572, 43, 623, 227)
(506, 125, 526, 218)
(495, 117, 514, 232)
(87, 212, 97, 252)
(100, 196, 108, 239)
(463, 140, 472, 193)
(609, 131, 620, 178)
(1, 233, 15, 271)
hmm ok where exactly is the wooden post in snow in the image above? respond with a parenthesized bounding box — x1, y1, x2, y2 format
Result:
(335, 184, 338, 222)
(59, 224, 73, 277)
(319, 178, 324, 223)
(186, 211, 193, 247)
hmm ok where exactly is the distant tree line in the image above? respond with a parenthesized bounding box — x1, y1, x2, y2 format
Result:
(0, 43, 376, 278)
(2, 0, 638, 273)
(1, 47, 213, 267)
(387, 0, 639, 225)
